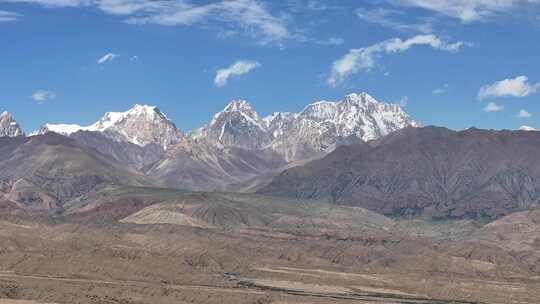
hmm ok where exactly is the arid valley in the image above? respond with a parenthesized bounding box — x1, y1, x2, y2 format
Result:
(3, 1, 540, 302)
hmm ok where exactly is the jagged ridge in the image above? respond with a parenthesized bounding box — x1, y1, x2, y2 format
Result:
(0, 111, 24, 137)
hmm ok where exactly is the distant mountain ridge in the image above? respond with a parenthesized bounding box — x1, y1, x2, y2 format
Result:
(259, 126, 540, 219)
(2, 92, 418, 192)
(0, 111, 24, 137)
(0, 133, 152, 210)
(4, 95, 540, 220)
(27, 93, 416, 154)
(191, 92, 419, 161)
(31, 104, 183, 149)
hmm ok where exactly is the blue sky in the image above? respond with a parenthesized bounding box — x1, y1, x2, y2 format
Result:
(1, 0, 540, 133)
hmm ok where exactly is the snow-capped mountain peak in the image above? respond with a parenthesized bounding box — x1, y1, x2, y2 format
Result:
(189, 92, 418, 160)
(262, 112, 297, 127)
(30, 93, 417, 156)
(0, 111, 24, 137)
(260, 92, 419, 161)
(215, 99, 262, 127)
(90, 104, 170, 131)
(520, 125, 536, 131)
(222, 99, 255, 113)
(31, 123, 85, 136)
(192, 99, 271, 149)
(343, 92, 377, 104)
(33, 104, 182, 149)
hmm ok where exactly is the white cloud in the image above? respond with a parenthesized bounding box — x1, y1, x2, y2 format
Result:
(6, 0, 291, 44)
(3, 0, 88, 7)
(214, 60, 261, 87)
(97, 53, 120, 64)
(432, 83, 449, 94)
(478, 75, 540, 99)
(517, 109, 532, 118)
(328, 34, 468, 87)
(31, 90, 56, 104)
(304, 0, 343, 11)
(314, 37, 345, 45)
(121, 0, 290, 44)
(399, 96, 409, 107)
(356, 7, 433, 33)
(393, 0, 536, 23)
(0, 10, 22, 22)
(130, 55, 138, 62)
(482, 102, 504, 112)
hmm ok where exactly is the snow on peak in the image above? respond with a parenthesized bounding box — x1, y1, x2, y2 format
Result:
(32, 104, 182, 148)
(0, 111, 24, 137)
(266, 92, 418, 144)
(132, 104, 157, 112)
(191, 99, 271, 149)
(343, 92, 372, 102)
(262, 112, 297, 127)
(520, 125, 536, 131)
(190, 92, 418, 155)
(39, 123, 85, 135)
(223, 99, 253, 112)
(208, 99, 262, 127)
(27, 92, 417, 153)
(90, 104, 169, 131)
(128, 104, 170, 120)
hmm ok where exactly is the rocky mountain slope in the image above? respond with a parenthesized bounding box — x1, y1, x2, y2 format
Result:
(191, 100, 272, 150)
(260, 126, 540, 219)
(69, 131, 165, 170)
(33, 104, 183, 149)
(145, 138, 287, 191)
(0, 134, 153, 210)
(24, 93, 417, 191)
(192, 93, 418, 161)
(0, 112, 23, 137)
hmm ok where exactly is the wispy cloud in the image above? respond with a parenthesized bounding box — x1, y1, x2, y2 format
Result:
(398, 96, 409, 107)
(314, 37, 344, 45)
(0, 10, 22, 22)
(7, 0, 291, 45)
(482, 102, 504, 112)
(31, 90, 56, 104)
(356, 7, 433, 33)
(2, 0, 88, 7)
(517, 109, 532, 118)
(113, 0, 290, 44)
(328, 34, 468, 87)
(392, 0, 536, 23)
(478, 75, 540, 100)
(432, 83, 449, 94)
(214, 60, 261, 87)
(305, 0, 343, 11)
(97, 53, 120, 64)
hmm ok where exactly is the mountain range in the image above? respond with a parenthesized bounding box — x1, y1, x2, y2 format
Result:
(32, 104, 183, 149)
(1, 93, 417, 195)
(4, 92, 540, 220)
(29, 93, 417, 155)
(3, 92, 540, 304)
(260, 126, 540, 219)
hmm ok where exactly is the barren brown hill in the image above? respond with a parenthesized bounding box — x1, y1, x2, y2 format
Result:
(260, 126, 540, 219)
(0, 187, 539, 303)
(0, 134, 153, 210)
